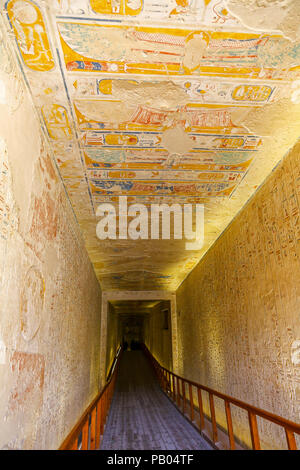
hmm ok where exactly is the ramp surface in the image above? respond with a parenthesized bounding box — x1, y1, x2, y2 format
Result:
(101, 351, 213, 450)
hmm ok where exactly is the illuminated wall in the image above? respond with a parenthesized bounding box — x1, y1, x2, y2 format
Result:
(0, 24, 102, 450)
(144, 301, 173, 370)
(176, 141, 300, 449)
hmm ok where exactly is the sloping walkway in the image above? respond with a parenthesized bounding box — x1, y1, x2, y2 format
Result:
(100, 350, 213, 450)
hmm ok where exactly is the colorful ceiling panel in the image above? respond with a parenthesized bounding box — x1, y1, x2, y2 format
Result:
(3, 0, 300, 290)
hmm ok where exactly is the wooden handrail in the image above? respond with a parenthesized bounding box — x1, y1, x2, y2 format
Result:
(59, 347, 122, 450)
(142, 344, 300, 450)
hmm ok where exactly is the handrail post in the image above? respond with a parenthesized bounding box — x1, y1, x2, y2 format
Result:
(160, 369, 164, 389)
(182, 380, 186, 414)
(81, 418, 89, 450)
(96, 401, 101, 449)
(176, 376, 180, 408)
(189, 383, 194, 422)
(172, 374, 176, 403)
(224, 400, 235, 450)
(197, 387, 205, 432)
(90, 407, 97, 450)
(70, 437, 78, 450)
(104, 389, 108, 424)
(100, 395, 104, 440)
(248, 411, 261, 450)
(285, 428, 297, 450)
(209, 393, 218, 444)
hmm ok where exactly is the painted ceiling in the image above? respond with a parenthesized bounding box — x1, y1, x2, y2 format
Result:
(2, 0, 300, 291)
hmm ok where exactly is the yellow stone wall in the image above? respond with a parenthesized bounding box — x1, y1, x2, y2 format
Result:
(144, 300, 173, 370)
(176, 142, 300, 449)
(0, 26, 102, 450)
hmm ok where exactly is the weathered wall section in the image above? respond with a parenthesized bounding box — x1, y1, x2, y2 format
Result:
(176, 142, 300, 449)
(144, 300, 173, 370)
(0, 26, 102, 450)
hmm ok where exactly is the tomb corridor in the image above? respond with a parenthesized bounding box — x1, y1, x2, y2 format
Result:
(0, 0, 299, 451)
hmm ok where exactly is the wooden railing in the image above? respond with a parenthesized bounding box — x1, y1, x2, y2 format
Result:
(59, 347, 122, 450)
(142, 345, 300, 451)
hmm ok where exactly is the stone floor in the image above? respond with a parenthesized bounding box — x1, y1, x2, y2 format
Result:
(100, 350, 213, 450)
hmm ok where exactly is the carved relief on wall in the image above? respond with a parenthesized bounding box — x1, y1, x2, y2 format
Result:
(41, 104, 72, 140)
(0, 137, 19, 243)
(90, 0, 143, 16)
(291, 340, 300, 366)
(5, 351, 45, 449)
(20, 266, 45, 341)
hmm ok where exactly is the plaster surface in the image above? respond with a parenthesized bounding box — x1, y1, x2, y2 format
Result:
(0, 21, 103, 450)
